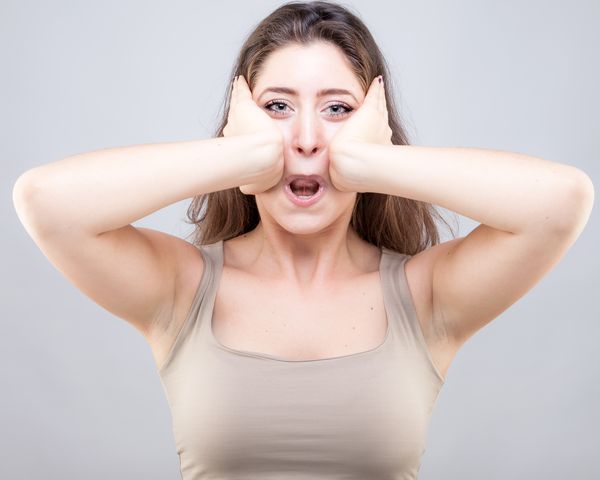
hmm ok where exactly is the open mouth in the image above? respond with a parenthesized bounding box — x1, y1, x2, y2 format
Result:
(284, 175, 326, 206)
(289, 178, 321, 198)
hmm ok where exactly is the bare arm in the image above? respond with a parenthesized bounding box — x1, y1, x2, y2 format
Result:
(333, 140, 594, 350)
(13, 132, 281, 236)
(12, 131, 282, 339)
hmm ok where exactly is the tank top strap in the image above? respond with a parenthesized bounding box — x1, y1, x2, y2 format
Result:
(380, 247, 436, 353)
(155, 240, 222, 374)
(380, 246, 445, 383)
(198, 242, 421, 349)
(192, 239, 223, 327)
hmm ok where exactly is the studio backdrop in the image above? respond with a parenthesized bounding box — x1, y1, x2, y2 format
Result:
(2, 1, 598, 479)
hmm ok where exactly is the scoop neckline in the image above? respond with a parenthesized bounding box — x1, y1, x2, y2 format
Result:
(206, 240, 393, 363)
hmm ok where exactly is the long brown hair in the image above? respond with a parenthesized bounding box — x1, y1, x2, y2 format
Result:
(185, 0, 457, 254)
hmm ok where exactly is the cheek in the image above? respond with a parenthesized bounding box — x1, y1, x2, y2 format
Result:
(274, 126, 292, 149)
(325, 123, 347, 143)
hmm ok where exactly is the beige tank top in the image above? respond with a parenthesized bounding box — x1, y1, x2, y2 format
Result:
(157, 240, 445, 479)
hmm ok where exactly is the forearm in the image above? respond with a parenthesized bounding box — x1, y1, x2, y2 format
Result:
(350, 143, 593, 235)
(13, 133, 277, 236)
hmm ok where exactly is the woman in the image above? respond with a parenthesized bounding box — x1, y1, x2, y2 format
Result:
(12, 1, 594, 478)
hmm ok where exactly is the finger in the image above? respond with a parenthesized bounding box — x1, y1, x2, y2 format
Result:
(236, 74, 252, 101)
(231, 75, 239, 103)
(380, 77, 389, 121)
(363, 76, 379, 106)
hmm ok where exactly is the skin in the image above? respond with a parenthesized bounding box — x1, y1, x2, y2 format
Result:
(232, 40, 594, 353)
(14, 39, 592, 373)
(230, 41, 380, 291)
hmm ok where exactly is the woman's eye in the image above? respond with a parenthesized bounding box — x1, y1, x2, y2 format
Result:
(327, 104, 353, 117)
(264, 100, 353, 118)
(264, 101, 290, 116)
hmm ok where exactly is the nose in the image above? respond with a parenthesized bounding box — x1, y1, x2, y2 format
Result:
(292, 109, 324, 157)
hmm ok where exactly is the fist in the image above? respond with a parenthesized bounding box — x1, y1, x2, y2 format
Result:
(223, 75, 284, 195)
(329, 75, 392, 192)
(223, 75, 281, 140)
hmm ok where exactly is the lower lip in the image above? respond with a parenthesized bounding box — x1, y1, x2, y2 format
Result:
(284, 183, 326, 207)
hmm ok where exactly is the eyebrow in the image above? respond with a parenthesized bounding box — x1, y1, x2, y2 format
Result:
(257, 87, 358, 103)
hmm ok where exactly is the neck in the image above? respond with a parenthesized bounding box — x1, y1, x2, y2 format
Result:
(236, 221, 378, 290)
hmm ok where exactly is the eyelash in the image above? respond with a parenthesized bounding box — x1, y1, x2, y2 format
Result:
(264, 100, 354, 118)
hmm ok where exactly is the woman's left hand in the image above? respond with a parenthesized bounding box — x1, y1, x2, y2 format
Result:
(328, 75, 393, 192)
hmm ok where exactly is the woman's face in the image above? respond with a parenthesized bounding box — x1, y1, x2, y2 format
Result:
(250, 41, 366, 237)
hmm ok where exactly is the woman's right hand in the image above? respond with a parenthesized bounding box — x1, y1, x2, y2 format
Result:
(223, 75, 284, 195)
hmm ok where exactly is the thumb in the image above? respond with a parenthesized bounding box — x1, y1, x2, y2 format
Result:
(362, 75, 381, 106)
(236, 75, 253, 101)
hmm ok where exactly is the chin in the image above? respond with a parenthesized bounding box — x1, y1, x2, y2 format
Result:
(273, 208, 356, 238)
(282, 224, 332, 237)
(274, 216, 334, 236)
(255, 192, 357, 235)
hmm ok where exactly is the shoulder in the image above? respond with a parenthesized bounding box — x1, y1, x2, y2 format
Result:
(152, 240, 208, 342)
(400, 242, 458, 344)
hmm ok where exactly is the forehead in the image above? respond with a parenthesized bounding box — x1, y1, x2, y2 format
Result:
(254, 41, 362, 94)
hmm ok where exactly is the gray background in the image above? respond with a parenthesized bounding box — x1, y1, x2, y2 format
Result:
(3, 0, 598, 478)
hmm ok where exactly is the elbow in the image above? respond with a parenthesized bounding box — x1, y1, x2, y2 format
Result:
(12, 170, 39, 216)
(12, 169, 55, 235)
(13, 167, 49, 202)
(550, 168, 595, 235)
